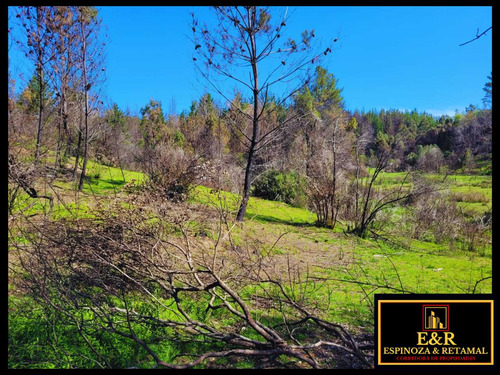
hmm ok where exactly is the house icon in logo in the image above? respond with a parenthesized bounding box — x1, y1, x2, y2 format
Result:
(423, 305, 449, 331)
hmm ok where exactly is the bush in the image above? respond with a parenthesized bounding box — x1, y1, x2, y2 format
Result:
(251, 169, 307, 207)
(416, 145, 445, 173)
(450, 191, 488, 204)
(143, 142, 198, 202)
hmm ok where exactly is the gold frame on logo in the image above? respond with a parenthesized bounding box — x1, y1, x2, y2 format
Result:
(377, 300, 494, 366)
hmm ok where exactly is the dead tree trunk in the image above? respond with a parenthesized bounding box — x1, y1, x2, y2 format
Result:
(236, 24, 259, 221)
(72, 107, 82, 181)
(78, 10, 89, 192)
(34, 7, 44, 165)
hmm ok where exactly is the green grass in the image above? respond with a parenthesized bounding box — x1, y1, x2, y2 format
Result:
(9, 158, 146, 222)
(446, 176, 492, 216)
(9, 161, 492, 369)
(8, 294, 182, 369)
(191, 185, 316, 226)
(66, 159, 145, 195)
(189, 171, 492, 328)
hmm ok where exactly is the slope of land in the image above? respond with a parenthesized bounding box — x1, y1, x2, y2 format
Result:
(8, 159, 492, 369)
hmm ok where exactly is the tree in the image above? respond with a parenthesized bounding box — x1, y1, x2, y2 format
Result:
(17, 72, 54, 116)
(347, 137, 431, 238)
(45, 6, 81, 169)
(139, 99, 168, 182)
(452, 108, 491, 172)
(224, 92, 250, 156)
(416, 145, 445, 173)
(191, 6, 336, 221)
(97, 103, 129, 175)
(15, 6, 55, 164)
(75, 6, 106, 191)
(180, 94, 227, 160)
(294, 66, 347, 227)
(138, 98, 198, 201)
(139, 99, 167, 162)
(482, 73, 492, 109)
(297, 66, 344, 116)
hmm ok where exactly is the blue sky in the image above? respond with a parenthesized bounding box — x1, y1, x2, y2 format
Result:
(8, 6, 492, 117)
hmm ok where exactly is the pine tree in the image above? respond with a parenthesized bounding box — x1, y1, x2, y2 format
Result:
(482, 73, 492, 109)
(191, 6, 335, 221)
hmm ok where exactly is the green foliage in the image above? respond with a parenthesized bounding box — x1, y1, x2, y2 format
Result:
(17, 72, 54, 114)
(295, 86, 316, 116)
(295, 66, 344, 118)
(173, 129, 186, 147)
(310, 66, 344, 110)
(139, 99, 167, 150)
(251, 169, 307, 207)
(106, 103, 127, 132)
(461, 148, 475, 173)
(346, 117, 358, 132)
(482, 73, 492, 108)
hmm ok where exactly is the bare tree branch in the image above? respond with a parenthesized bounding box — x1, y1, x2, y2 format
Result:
(459, 26, 492, 46)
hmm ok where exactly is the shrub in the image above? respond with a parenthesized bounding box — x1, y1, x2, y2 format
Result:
(143, 142, 198, 202)
(450, 191, 488, 203)
(410, 192, 461, 244)
(251, 169, 307, 207)
(416, 145, 445, 173)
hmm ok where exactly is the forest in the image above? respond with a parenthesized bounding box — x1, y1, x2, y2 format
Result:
(8, 6, 492, 369)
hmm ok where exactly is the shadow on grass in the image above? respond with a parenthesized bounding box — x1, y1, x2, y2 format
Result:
(246, 213, 317, 228)
(101, 179, 127, 186)
(87, 178, 126, 187)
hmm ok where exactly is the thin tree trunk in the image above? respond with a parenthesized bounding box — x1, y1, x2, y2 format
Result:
(34, 100, 43, 164)
(330, 120, 338, 227)
(54, 114, 62, 169)
(55, 89, 67, 170)
(61, 96, 70, 163)
(64, 103, 73, 160)
(63, 47, 72, 161)
(78, 119, 88, 191)
(34, 7, 44, 165)
(236, 144, 255, 221)
(72, 110, 82, 181)
(236, 12, 259, 222)
(60, 49, 70, 167)
(78, 20, 89, 192)
(354, 145, 360, 220)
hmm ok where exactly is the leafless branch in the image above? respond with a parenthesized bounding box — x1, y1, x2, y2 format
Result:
(12, 194, 372, 369)
(459, 26, 492, 46)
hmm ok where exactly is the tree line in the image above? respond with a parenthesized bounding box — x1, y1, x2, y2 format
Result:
(9, 6, 492, 230)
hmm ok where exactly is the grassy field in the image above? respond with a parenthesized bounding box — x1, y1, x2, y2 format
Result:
(8, 161, 492, 368)
(190, 180, 491, 322)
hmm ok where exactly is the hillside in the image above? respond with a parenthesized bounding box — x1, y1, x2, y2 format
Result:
(8, 6, 491, 369)
(8, 157, 492, 369)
